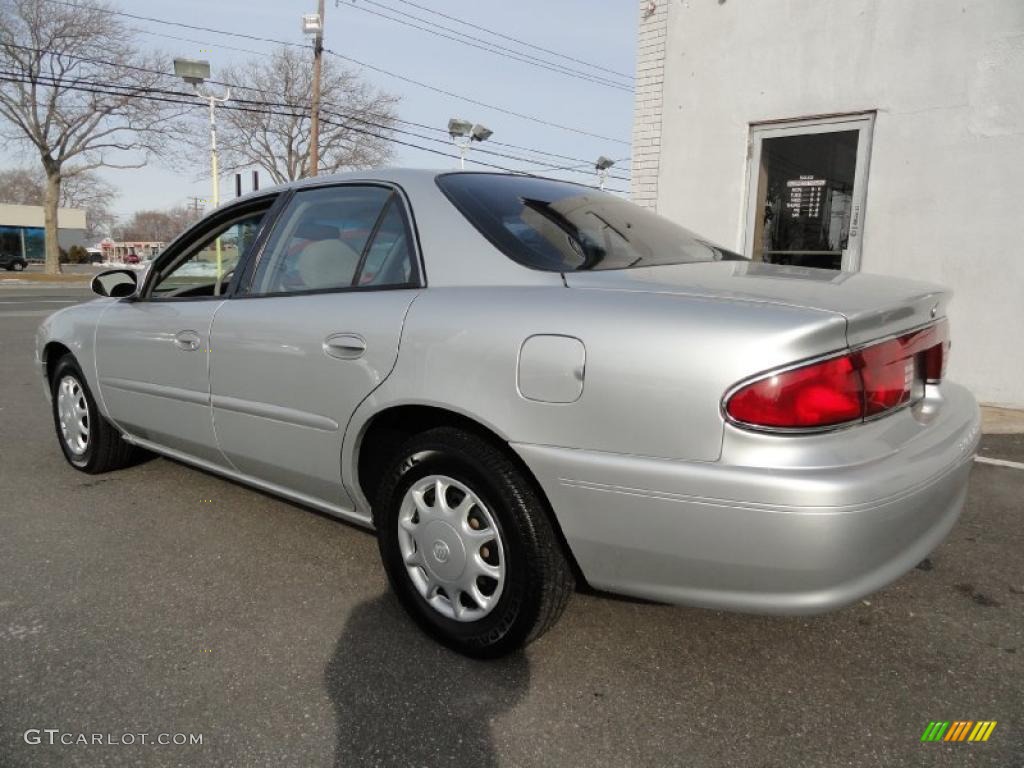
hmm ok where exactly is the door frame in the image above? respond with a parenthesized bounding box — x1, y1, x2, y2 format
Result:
(742, 112, 875, 272)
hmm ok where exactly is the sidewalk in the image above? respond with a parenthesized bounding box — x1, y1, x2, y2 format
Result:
(981, 405, 1024, 434)
(0, 273, 93, 285)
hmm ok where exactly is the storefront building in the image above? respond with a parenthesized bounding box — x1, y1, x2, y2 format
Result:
(98, 239, 165, 263)
(0, 204, 87, 261)
(631, 0, 1023, 407)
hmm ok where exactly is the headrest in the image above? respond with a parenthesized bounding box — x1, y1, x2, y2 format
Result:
(295, 222, 339, 241)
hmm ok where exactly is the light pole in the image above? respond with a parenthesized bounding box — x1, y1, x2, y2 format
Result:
(448, 118, 493, 169)
(174, 58, 231, 292)
(595, 156, 615, 191)
(303, 6, 325, 176)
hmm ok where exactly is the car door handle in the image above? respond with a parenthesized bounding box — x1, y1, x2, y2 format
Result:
(323, 333, 367, 360)
(173, 330, 201, 352)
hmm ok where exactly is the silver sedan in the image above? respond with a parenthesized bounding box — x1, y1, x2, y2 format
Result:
(36, 169, 980, 657)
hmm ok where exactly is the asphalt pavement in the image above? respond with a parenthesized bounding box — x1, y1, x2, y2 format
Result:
(1, 285, 1021, 767)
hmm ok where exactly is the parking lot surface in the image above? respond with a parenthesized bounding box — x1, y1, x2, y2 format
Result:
(1, 286, 1021, 767)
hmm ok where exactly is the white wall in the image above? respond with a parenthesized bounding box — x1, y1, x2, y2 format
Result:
(644, 0, 1024, 407)
(0, 204, 87, 229)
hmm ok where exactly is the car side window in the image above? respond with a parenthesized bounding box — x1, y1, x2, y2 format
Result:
(247, 185, 416, 295)
(150, 212, 267, 299)
(356, 197, 416, 287)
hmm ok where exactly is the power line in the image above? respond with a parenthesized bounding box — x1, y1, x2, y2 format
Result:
(324, 46, 628, 145)
(40, 0, 630, 146)
(0, 70, 630, 192)
(342, 0, 632, 92)
(2, 40, 629, 179)
(0, 70, 509, 173)
(0, 42, 629, 182)
(131, 31, 626, 167)
(376, 0, 634, 81)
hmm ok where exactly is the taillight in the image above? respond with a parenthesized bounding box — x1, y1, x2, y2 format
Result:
(725, 320, 949, 430)
(726, 355, 863, 428)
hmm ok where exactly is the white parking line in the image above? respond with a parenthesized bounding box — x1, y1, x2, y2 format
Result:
(975, 456, 1024, 471)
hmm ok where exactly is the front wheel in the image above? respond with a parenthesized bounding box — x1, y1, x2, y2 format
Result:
(50, 354, 138, 473)
(12, 261, 25, 272)
(374, 427, 574, 658)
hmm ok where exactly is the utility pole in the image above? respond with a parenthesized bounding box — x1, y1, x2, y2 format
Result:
(307, 0, 325, 177)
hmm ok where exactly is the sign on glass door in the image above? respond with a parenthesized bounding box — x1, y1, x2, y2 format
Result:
(744, 114, 874, 271)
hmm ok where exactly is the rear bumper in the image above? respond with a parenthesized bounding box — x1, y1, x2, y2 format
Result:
(513, 382, 981, 614)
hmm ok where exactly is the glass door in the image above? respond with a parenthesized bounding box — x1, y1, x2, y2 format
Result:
(743, 114, 874, 271)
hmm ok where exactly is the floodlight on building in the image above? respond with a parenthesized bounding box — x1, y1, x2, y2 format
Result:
(595, 156, 616, 190)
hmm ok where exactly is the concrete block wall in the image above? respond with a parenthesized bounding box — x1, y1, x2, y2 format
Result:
(630, 0, 668, 209)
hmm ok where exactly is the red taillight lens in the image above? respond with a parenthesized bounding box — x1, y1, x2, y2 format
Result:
(857, 337, 915, 416)
(726, 354, 863, 428)
(921, 319, 949, 382)
(725, 320, 949, 430)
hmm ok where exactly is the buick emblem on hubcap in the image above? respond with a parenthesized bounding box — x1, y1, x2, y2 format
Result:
(432, 540, 450, 563)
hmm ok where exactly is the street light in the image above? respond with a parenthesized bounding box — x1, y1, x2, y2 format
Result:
(174, 57, 231, 292)
(595, 156, 615, 191)
(448, 117, 493, 169)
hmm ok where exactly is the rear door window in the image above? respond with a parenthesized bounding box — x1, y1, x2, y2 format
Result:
(247, 185, 418, 295)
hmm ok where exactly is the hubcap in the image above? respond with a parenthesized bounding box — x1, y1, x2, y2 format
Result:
(398, 475, 506, 622)
(56, 375, 90, 456)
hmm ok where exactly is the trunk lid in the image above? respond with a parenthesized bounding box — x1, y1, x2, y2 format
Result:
(564, 261, 950, 346)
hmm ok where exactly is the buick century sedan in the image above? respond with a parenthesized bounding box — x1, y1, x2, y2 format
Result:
(37, 169, 980, 657)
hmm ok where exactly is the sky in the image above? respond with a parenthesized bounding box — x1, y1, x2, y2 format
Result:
(3, 0, 638, 227)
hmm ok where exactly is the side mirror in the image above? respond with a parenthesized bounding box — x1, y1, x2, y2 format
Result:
(91, 269, 139, 298)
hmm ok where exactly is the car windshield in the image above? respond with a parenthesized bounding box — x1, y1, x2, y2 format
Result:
(436, 172, 746, 272)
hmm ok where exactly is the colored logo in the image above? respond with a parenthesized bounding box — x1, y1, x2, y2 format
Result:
(921, 721, 997, 742)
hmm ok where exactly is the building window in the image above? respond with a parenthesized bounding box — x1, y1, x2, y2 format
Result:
(744, 114, 874, 271)
(0, 226, 20, 259)
(23, 227, 45, 261)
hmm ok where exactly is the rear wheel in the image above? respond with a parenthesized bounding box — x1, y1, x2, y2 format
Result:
(374, 426, 574, 658)
(12, 261, 25, 272)
(51, 354, 137, 473)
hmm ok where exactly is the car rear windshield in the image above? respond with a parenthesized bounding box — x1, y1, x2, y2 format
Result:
(436, 172, 745, 272)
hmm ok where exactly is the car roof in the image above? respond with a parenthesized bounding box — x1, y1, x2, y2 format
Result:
(230, 168, 593, 206)
(233, 168, 456, 204)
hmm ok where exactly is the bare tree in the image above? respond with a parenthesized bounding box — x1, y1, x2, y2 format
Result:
(0, 0, 188, 273)
(0, 166, 117, 239)
(217, 45, 399, 184)
(114, 206, 200, 243)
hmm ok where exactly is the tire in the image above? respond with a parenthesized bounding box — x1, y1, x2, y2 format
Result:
(374, 426, 574, 658)
(12, 261, 25, 272)
(50, 354, 137, 474)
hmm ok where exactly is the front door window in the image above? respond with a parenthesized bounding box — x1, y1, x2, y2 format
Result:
(150, 213, 267, 299)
